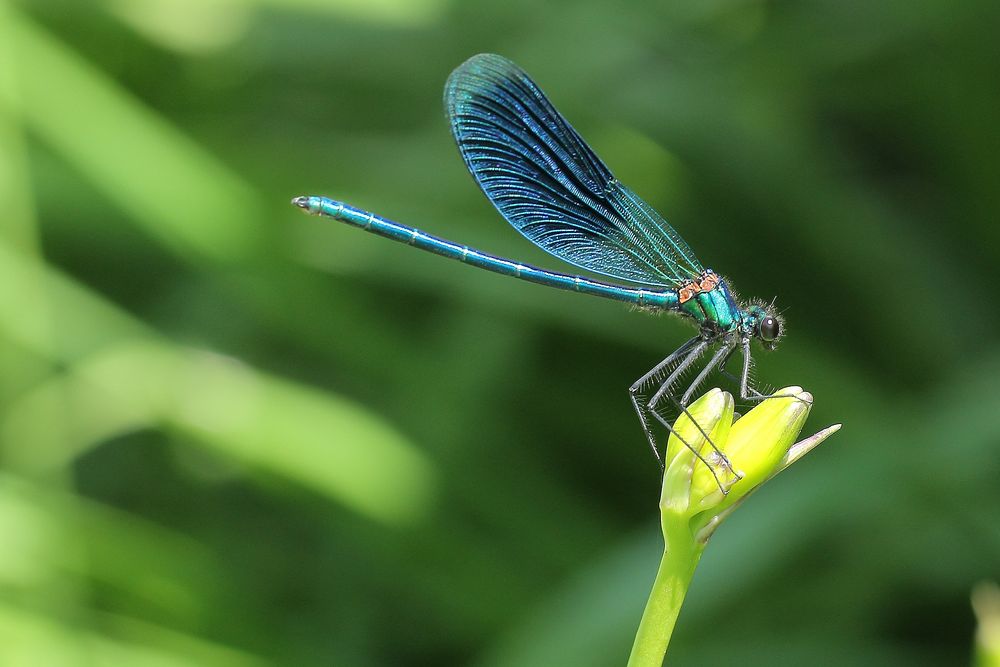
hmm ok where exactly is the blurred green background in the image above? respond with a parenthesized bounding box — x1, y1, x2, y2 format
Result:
(1, 0, 998, 665)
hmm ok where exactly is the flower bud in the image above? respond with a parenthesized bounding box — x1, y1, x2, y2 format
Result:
(659, 387, 839, 542)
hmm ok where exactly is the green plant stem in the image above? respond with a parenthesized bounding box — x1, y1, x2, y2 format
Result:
(627, 518, 704, 667)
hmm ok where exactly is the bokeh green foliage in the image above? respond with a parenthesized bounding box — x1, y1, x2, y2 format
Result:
(0, 0, 997, 665)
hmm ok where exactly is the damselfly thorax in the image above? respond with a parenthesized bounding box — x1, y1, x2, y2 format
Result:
(673, 269, 745, 335)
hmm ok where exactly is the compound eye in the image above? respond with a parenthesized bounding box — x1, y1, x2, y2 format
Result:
(759, 316, 780, 342)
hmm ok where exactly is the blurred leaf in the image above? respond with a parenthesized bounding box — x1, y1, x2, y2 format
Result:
(77, 341, 439, 525)
(0, 239, 437, 525)
(0, 473, 222, 618)
(1, 8, 265, 263)
(0, 599, 269, 667)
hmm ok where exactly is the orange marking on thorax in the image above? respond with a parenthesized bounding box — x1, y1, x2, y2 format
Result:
(678, 271, 719, 304)
(699, 273, 719, 291)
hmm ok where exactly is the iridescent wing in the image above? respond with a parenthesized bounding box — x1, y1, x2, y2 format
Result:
(445, 53, 703, 288)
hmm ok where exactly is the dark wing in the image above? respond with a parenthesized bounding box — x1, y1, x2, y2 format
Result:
(445, 53, 703, 288)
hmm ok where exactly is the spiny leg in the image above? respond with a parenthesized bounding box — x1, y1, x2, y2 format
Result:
(740, 339, 813, 406)
(739, 339, 755, 399)
(724, 339, 813, 407)
(719, 344, 760, 397)
(680, 341, 736, 406)
(643, 340, 741, 491)
(646, 339, 709, 411)
(651, 340, 744, 489)
(736, 338, 771, 401)
(639, 339, 711, 466)
(628, 336, 702, 465)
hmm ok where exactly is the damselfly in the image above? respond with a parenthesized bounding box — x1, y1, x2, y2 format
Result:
(294, 54, 786, 489)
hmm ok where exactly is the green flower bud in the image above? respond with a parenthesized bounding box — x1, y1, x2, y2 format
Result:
(660, 386, 838, 539)
(660, 388, 734, 516)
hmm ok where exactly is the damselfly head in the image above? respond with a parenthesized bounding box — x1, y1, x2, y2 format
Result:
(744, 303, 783, 350)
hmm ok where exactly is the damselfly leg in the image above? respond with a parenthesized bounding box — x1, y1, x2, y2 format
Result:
(718, 340, 813, 407)
(654, 339, 743, 490)
(680, 342, 737, 406)
(717, 340, 764, 400)
(631, 337, 743, 492)
(629, 336, 701, 465)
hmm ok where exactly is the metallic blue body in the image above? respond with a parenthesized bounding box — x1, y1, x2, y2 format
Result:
(301, 196, 681, 310)
(682, 279, 743, 332)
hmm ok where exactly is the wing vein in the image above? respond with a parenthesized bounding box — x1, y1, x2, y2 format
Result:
(446, 53, 704, 287)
